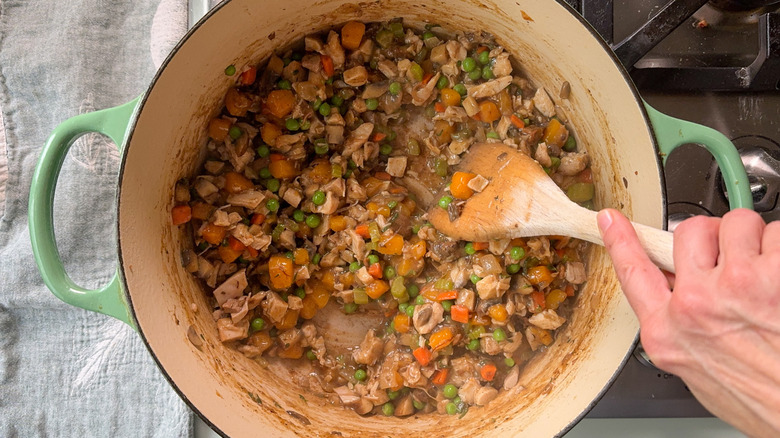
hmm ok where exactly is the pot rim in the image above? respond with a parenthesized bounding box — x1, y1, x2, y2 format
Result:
(116, 1, 664, 436)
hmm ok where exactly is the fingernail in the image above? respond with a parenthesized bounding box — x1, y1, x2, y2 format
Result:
(597, 209, 613, 235)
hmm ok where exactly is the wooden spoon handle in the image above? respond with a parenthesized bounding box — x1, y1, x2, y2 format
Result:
(575, 210, 675, 274)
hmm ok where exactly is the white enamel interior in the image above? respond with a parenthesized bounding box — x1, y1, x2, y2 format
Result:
(118, 0, 662, 436)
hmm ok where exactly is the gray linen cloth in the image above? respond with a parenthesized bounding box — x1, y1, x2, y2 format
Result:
(0, 0, 195, 436)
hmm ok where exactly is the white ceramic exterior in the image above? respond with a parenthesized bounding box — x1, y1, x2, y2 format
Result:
(117, 0, 662, 436)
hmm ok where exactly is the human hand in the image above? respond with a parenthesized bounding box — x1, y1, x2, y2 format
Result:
(597, 208, 780, 438)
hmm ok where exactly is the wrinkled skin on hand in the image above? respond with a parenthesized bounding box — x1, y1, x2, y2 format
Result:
(597, 208, 780, 438)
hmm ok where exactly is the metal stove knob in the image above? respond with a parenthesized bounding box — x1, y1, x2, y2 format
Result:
(723, 146, 780, 212)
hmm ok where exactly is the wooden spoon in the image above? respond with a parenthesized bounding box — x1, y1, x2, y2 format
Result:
(428, 143, 675, 273)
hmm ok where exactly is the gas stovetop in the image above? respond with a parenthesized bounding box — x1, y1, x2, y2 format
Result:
(567, 0, 780, 419)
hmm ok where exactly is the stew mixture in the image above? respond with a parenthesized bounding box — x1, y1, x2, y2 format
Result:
(172, 20, 594, 417)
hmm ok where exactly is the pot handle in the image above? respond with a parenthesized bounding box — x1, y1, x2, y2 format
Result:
(644, 102, 754, 210)
(29, 97, 141, 327)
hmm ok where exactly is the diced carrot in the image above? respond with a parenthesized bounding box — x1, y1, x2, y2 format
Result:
(565, 284, 576, 297)
(543, 118, 569, 148)
(239, 66, 257, 86)
(251, 213, 266, 225)
(269, 158, 299, 179)
(435, 290, 457, 301)
(225, 87, 251, 117)
(308, 159, 333, 184)
(510, 114, 526, 129)
(218, 244, 243, 263)
(268, 254, 295, 290)
(329, 215, 347, 232)
(377, 234, 404, 255)
(434, 102, 446, 113)
(531, 290, 546, 310)
(341, 21, 366, 50)
(450, 305, 469, 324)
(480, 363, 497, 382)
(393, 313, 410, 333)
(224, 171, 254, 194)
(471, 112, 482, 122)
(355, 224, 370, 239)
(208, 118, 232, 142)
(300, 296, 318, 319)
(397, 258, 420, 277)
(293, 248, 309, 265)
(409, 240, 427, 260)
(367, 262, 383, 279)
(246, 246, 259, 258)
(171, 205, 192, 225)
(275, 308, 300, 331)
(261, 123, 283, 146)
(227, 236, 246, 252)
(433, 120, 454, 143)
(487, 304, 508, 322)
(431, 368, 449, 386)
(440, 88, 461, 107)
(372, 132, 387, 142)
(265, 89, 296, 119)
(269, 153, 285, 162)
(413, 347, 432, 366)
(526, 265, 554, 287)
(366, 280, 389, 299)
(473, 242, 489, 251)
(429, 327, 454, 352)
(478, 100, 501, 124)
(422, 72, 434, 84)
(321, 55, 335, 77)
(201, 224, 226, 245)
(374, 171, 392, 181)
(577, 168, 593, 184)
(476, 45, 489, 54)
(450, 171, 477, 200)
(308, 279, 331, 308)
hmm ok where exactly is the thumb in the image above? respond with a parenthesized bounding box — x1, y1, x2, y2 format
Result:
(597, 209, 670, 321)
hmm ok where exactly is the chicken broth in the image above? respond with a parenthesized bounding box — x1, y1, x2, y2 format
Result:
(172, 20, 593, 417)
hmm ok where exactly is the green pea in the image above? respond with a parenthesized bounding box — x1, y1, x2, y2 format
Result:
(312, 190, 326, 205)
(407, 284, 419, 298)
(224, 64, 236, 76)
(387, 389, 400, 400)
(468, 69, 482, 81)
(256, 144, 270, 158)
(305, 214, 321, 228)
(319, 102, 332, 117)
(443, 384, 458, 399)
(470, 273, 481, 284)
(300, 119, 311, 131)
(504, 357, 516, 367)
(349, 261, 361, 272)
(228, 126, 242, 140)
(434, 157, 448, 177)
(477, 50, 490, 65)
(564, 135, 577, 152)
(266, 198, 280, 212)
(366, 98, 379, 111)
(412, 224, 422, 234)
(405, 305, 415, 317)
(387, 200, 398, 209)
(436, 75, 449, 90)
(354, 369, 367, 381)
(250, 317, 266, 331)
(312, 254, 322, 265)
(507, 263, 520, 274)
(486, 131, 499, 139)
(285, 251, 294, 259)
(389, 82, 402, 95)
(415, 295, 425, 305)
(293, 209, 305, 222)
(493, 328, 507, 342)
(306, 349, 317, 360)
(312, 98, 323, 111)
(422, 31, 435, 40)
(461, 57, 476, 72)
(382, 402, 395, 416)
(384, 266, 396, 279)
(438, 195, 453, 209)
(398, 303, 409, 314)
(277, 79, 291, 90)
(314, 139, 329, 155)
(285, 118, 300, 131)
(445, 402, 458, 415)
(441, 300, 452, 312)
(380, 144, 393, 155)
(259, 167, 272, 179)
(453, 83, 467, 95)
(265, 178, 280, 193)
(467, 338, 480, 351)
(464, 242, 476, 255)
(510, 246, 525, 260)
(331, 95, 344, 107)
(482, 65, 494, 80)
(413, 400, 425, 410)
(566, 182, 595, 203)
(344, 302, 358, 314)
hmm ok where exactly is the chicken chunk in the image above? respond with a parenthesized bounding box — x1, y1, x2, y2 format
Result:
(529, 309, 566, 330)
(412, 302, 444, 335)
(217, 317, 249, 342)
(213, 270, 248, 306)
(353, 330, 385, 366)
(475, 274, 510, 300)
